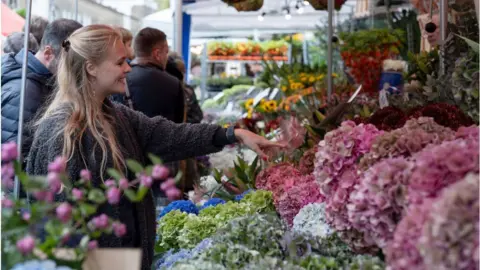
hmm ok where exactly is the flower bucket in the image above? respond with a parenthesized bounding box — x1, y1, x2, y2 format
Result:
(51, 248, 142, 270)
(378, 71, 403, 94)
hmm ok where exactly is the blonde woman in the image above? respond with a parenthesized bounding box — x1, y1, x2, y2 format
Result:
(26, 25, 282, 270)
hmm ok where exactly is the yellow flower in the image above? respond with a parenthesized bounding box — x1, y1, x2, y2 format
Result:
(244, 98, 254, 109)
(281, 86, 288, 92)
(223, 124, 230, 128)
(264, 100, 278, 112)
(247, 108, 253, 119)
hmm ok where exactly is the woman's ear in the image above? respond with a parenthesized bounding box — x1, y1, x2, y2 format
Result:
(85, 60, 98, 78)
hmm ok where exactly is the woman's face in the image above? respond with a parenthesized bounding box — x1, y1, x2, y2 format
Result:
(125, 40, 135, 60)
(93, 40, 132, 97)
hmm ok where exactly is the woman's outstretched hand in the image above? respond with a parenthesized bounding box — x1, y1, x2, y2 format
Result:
(234, 129, 287, 160)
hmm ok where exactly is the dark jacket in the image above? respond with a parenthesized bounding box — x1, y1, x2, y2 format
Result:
(124, 60, 184, 123)
(26, 100, 231, 270)
(1, 49, 54, 157)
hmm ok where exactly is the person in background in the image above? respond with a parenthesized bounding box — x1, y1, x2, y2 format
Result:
(3, 32, 39, 55)
(26, 24, 282, 270)
(1, 19, 83, 160)
(115, 26, 135, 62)
(26, 16, 49, 45)
(125, 27, 184, 123)
(167, 52, 203, 124)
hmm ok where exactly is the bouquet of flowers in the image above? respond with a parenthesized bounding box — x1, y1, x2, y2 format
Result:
(1, 142, 179, 269)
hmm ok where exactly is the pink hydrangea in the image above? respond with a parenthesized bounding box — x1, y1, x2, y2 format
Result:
(386, 199, 434, 270)
(48, 157, 67, 173)
(16, 235, 35, 255)
(314, 121, 383, 253)
(275, 176, 324, 226)
(2, 142, 18, 162)
(418, 173, 479, 270)
(454, 125, 479, 141)
(408, 138, 479, 206)
(255, 163, 302, 200)
(359, 117, 455, 170)
(348, 157, 414, 248)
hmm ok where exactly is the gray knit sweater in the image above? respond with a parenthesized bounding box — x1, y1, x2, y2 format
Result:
(26, 100, 227, 270)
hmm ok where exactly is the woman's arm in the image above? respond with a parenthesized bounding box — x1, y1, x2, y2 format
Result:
(116, 104, 231, 162)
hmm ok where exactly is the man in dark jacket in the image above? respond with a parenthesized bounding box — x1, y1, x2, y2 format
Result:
(1, 19, 82, 158)
(125, 27, 184, 123)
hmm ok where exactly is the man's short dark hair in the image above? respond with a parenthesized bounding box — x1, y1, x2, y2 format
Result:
(3, 32, 39, 54)
(40, 19, 83, 56)
(27, 16, 49, 44)
(134, 27, 167, 57)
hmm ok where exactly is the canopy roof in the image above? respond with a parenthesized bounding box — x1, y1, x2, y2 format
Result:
(2, 3, 25, 37)
(143, 0, 357, 39)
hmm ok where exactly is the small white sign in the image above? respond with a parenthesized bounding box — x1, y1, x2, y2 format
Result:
(246, 86, 256, 96)
(269, 88, 280, 100)
(348, 85, 363, 103)
(225, 101, 234, 112)
(212, 92, 225, 102)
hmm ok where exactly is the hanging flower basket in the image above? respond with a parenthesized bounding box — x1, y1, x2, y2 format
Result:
(222, 0, 263, 11)
(307, 0, 347, 10)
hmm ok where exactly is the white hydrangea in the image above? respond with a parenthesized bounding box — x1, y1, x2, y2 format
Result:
(200, 175, 220, 193)
(208, 147, 258, 171)
(292, 203, 334, 239)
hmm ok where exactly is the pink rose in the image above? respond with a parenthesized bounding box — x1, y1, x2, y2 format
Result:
(106, 187, 121, 205)
(48, 157, 67, 173)
(151, 165, 169, 180)
(92, 214, 109, 230)
(16, 235, 35, 255)
(88, 240, 98, 250)
(47, 172, 62, 193)
(160, 178, 176, 191)
(112, 222, 127, 237)
(22, 212, 31, 221)
(2, 198, 13, 208)
(119, 178, 129, 190)
(140, 175, 153, 188)
(2, 142, 18, 162)
(72, 188, 84, 200)
(105, 179, 116, 188)
(80, 169, 92, 181)
(165, 187, 181, 200)
(56, 203, 72, 223)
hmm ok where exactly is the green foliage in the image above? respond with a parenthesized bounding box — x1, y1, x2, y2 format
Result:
(178, 216, 218, 249)
(339, 28, 405, 54)
(239, 190, 275, 213)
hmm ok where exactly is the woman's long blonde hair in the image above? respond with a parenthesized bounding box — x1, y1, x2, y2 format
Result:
(38, 24, 125, 177)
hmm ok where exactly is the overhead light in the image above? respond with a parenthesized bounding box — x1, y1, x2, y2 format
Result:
(285, 10, 292, 20)
(258, 12, 266, 21)
(303, 1, 310, 5)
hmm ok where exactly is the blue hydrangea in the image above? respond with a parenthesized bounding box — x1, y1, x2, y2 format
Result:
(157, 249, 192, 269)
(198, 198, 225, 210)
(234, 189, 253, 201)
(191, 238, 214, 255)
(158, 200, 199, 219)
(11, 260, 72, 270)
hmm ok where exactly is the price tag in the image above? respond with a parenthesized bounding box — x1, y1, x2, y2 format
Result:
(269, 88, 280, 100)
(253, 88, 270, 107)
(246, 86, 256, 96)
(212, 92, 225, 102)
(347, 85, 362, 103)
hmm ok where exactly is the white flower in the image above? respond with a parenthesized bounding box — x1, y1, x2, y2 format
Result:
(200, 175, 220, 193)
(292, 203, 334, 239)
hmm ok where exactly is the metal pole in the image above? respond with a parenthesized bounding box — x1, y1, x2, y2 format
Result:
(175, 0, 183, 54)
(200, 42, 208, 101)
(327, 0, 334, 101)
(14, 0, 33, 199)
(439, 0, 447, 76)
(74, 0, 78, 21)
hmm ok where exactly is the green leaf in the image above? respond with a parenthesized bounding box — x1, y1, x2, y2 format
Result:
(79, 203, 97, 216)
(456, 34, 479, 54)
(145, 166, 153, 176)
(174, 171, 183, 184)
(234, 164, 248, 182)
(136, 186, 149, 201)
(126, 160, 144, 174)
(148, 154, 163, 165)
(107, 169, 123, 180)
(123, 189, 137, 201)
(88, 189, 106, 204)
